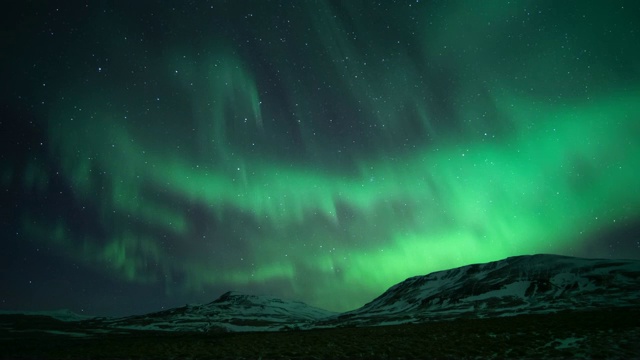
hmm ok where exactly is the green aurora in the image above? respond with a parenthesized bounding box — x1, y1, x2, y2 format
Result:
(3, 1, 640, 314)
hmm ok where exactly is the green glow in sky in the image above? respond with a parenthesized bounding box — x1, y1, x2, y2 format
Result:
(11, 1, 640, 313)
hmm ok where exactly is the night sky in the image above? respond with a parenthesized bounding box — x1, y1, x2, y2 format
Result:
(2, 1, 640, 317)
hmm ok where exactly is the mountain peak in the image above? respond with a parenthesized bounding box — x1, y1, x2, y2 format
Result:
(106, 290, 335, 333)
(213, 290, 244, 302)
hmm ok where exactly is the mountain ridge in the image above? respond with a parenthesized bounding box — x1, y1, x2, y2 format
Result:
(98, 289, 337, 332)
(329, 253, 640, 327)
(3, 254, 638, 334)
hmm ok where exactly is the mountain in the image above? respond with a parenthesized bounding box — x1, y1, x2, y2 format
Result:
(0, 309, 92, 322)
(330, 254, 640, 327)
(3, 256, 639, 359)
(3, 254, 638, 336)
(101, 291, 336, 332)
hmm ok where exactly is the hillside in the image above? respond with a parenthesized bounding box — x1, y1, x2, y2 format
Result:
(331, 254, 640, 327)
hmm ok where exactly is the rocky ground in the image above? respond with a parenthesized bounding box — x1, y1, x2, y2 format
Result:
(2, 306, 639, 359)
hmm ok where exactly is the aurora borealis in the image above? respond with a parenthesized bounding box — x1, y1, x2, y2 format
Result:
(2, 1, 640, 316)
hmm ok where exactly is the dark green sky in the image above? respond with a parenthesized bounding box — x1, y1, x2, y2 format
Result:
(2, 0, 639, 316)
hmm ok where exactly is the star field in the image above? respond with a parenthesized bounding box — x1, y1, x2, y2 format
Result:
(1, 1, 639, 316)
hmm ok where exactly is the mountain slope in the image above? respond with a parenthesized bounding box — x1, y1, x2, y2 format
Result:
(0, 309, 93, 322)
(333, 254, 640, 326)
(102, 291, 336, 332)
(2, 255, 638, 335)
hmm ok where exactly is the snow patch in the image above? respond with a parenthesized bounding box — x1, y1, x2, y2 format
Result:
(464, 281, 531, 302)
(553, 336, 585, 350)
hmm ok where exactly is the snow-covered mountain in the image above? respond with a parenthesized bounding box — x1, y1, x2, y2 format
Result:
(102, 291, 336, 332)
(331, 254, 640, 327)
(5, 255, 636, 335)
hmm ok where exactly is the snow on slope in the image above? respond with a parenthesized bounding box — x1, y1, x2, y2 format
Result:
(3, 255, 638, 335)
(331, 254, 640, 326)
(104, 291, 336, 332)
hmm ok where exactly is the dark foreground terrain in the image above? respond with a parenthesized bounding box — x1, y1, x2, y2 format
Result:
(2, 307, 639, 359)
